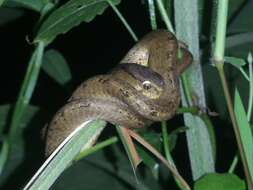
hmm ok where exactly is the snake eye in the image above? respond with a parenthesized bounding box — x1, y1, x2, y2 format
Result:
(142, 81, 152, 90)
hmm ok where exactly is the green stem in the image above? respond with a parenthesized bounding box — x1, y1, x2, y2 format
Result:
(213, 1, 253, 188)
(213, 0, 228, 62)
(177, 106, 199, 115)
(9, 42, 44, 141)
(107, 0, 138, 42)
(247, 57, 253, 120)
(229, 154, 238, 173)
(161, 121, 174, 163)
(239, 67, 250, 82)
(217, 65, 253, 189)
(148, 0, 157, 30)
(181, 73, 193, 106)
(155, 0, 174, 33)
(75, 136, 118, 161)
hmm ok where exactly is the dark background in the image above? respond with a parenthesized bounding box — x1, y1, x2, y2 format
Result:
(0, 0, 252, 189)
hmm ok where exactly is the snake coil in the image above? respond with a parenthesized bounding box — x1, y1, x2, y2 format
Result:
(44, 30, 192, 156)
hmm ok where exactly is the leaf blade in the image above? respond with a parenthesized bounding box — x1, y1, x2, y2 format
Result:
(42, 49, 72, 86)
(24, 120, 106, 190)
(35, 0, 121, 43)
(234, 88, 253, 180)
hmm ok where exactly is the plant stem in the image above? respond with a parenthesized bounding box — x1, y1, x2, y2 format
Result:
(107, 0, 138, 42)
(148, 0, 157, 30)
(177, 106, 199, 115)
(247, 56, 253, 120)
(161, 121, 174, 164)
(75, 136, 118, 161)
(155, 0, 174, 33)
(217, 59, 253, 189)
(213, 1, 253, 188)
(229, 154, 238, 173)
(213, 0, 227, 62)
(9, 42, 44, 142)
(129, 130, 191, 190)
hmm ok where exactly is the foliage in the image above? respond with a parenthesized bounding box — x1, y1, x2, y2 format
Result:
(0, 0, 252, 189)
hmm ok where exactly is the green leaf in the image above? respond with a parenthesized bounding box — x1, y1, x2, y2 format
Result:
(136, 131, 162, 179)
(234, 88, 253, 180)
(0, 103, 40, 181)
(224, 56, 247, 68)
(53, 144, 155, 190)
(0, 104, 40, 133)
(0, 138, 9, 175)
(116, 126, 141, 178)
(35, 0, 121, 43)
(228, 0, 253, 34)
(174, 0, 215, 180)
(23, 120, 106, 190)
(0, 8, 24, 26)
(9, 42, 44, 142)
(42, 49, 72, 85)
(3, 0, 45, 12)
(168, 127, 187, 152)
(194, 173, 245, 190)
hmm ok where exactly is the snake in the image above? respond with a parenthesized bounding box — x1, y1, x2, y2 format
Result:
(44, 30, 193, 156)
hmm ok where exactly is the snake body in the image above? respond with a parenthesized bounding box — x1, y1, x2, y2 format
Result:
(44, 30, 192, 156)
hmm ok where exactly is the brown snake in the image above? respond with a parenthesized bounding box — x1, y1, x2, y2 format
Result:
(44, 30, 193, 156)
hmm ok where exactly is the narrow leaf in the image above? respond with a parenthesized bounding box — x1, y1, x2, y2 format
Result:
(224, 56, 247, 68)
(234, 88, 253, 180)
(42, 49, 72, 85)
(23, 120, 106, 190)
(3, 0, 45, 12)
(35, 0, 121, 43)
(129, 130, 191, 190)
(194, 173, 245, 190)
(174, 0, 215, 179)
(0, 138, 9, 175)
(116, 127, 141, 173)
(9, 42, 44, 142)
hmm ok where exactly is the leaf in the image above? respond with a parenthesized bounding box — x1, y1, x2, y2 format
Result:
(194, 173, 245, 190)
(0, 103, 39, 181)
(136, 131, 162, 179)
(42, 49, 72, 86)
(3, 0, 45, 12)
(226, 32, 253, 49)
(116, 126, 141, 177)
(174, 0, 215, 180)
(0, 104, 40, 133)
(224, 56, 247, 69)
(234, 88, 253, 180)
(0, 138, 9, 175)
(0, 8, 24, 26)
(53, 144, 154, 190)
(23, 120, 106, 190)
(9, 42, 44, 143)
(35, 0, 121, 43)
(228, 0, 253, 33)
(168, 127, 187, 152)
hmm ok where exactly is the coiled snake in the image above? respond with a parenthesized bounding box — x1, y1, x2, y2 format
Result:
(44, 30, 193, 156)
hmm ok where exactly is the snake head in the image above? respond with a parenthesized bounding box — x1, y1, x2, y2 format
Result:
(112, 63, 165, 99)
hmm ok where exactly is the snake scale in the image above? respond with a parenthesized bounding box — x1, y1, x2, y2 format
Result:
(44, 30, 193, 156)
